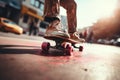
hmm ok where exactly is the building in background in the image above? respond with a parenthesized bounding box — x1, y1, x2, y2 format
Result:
(0, 0, 22, 23)
(61, 15, 68, 30)
(0, 0, 68, 35)
(19, 0, 44, 33)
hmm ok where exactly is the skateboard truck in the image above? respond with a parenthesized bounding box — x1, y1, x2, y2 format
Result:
(41, 39, 83, 56)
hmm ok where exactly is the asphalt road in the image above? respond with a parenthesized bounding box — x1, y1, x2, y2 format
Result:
(0, 32, 120, 80)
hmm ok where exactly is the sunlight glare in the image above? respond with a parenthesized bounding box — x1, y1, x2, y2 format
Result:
(93, 0, 117, 18)
(77, 0, 118, 28)
(60, 0, 118, 28)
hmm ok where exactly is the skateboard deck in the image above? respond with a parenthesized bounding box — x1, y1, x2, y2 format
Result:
(44, 36, 83, 44)
(41, 36, 84, 56)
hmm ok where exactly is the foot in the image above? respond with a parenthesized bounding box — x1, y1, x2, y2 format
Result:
(44, 19, 70, 38)
(70, 32, 85, 43)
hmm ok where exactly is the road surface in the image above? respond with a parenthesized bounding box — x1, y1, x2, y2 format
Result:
(0, 33, 120, 80)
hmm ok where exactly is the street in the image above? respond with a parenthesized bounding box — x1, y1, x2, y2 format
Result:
(0, 32, 120, 80)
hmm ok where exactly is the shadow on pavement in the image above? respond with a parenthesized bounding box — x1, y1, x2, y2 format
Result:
(0, 45, 41, 54)
(0, 45, 74, 56)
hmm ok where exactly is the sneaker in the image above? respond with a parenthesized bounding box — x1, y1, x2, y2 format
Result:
(70, 32, 85, 43)
(44, 20, 70, 38)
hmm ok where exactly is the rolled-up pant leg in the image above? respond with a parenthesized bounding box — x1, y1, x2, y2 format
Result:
(44, 0, 77, 33)
(44, 0, 60, 18)
(60, 0, 77, 33)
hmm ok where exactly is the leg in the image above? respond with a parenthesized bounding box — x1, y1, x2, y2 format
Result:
(29, 26, 32, 35)
(44, 0, 70, 38)
(60, 0, 85, 42)
(44, 0, 60, 21)
(60, 0, 77, 33)
(33, 28, 37, 36)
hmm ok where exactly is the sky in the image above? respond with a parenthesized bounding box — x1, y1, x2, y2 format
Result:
(60, 0, 118, 29)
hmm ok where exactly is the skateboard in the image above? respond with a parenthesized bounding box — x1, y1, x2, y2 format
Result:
(41, 36, 84, 56)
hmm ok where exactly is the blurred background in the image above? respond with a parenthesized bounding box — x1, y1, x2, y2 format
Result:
(0, 0, 120, 46)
